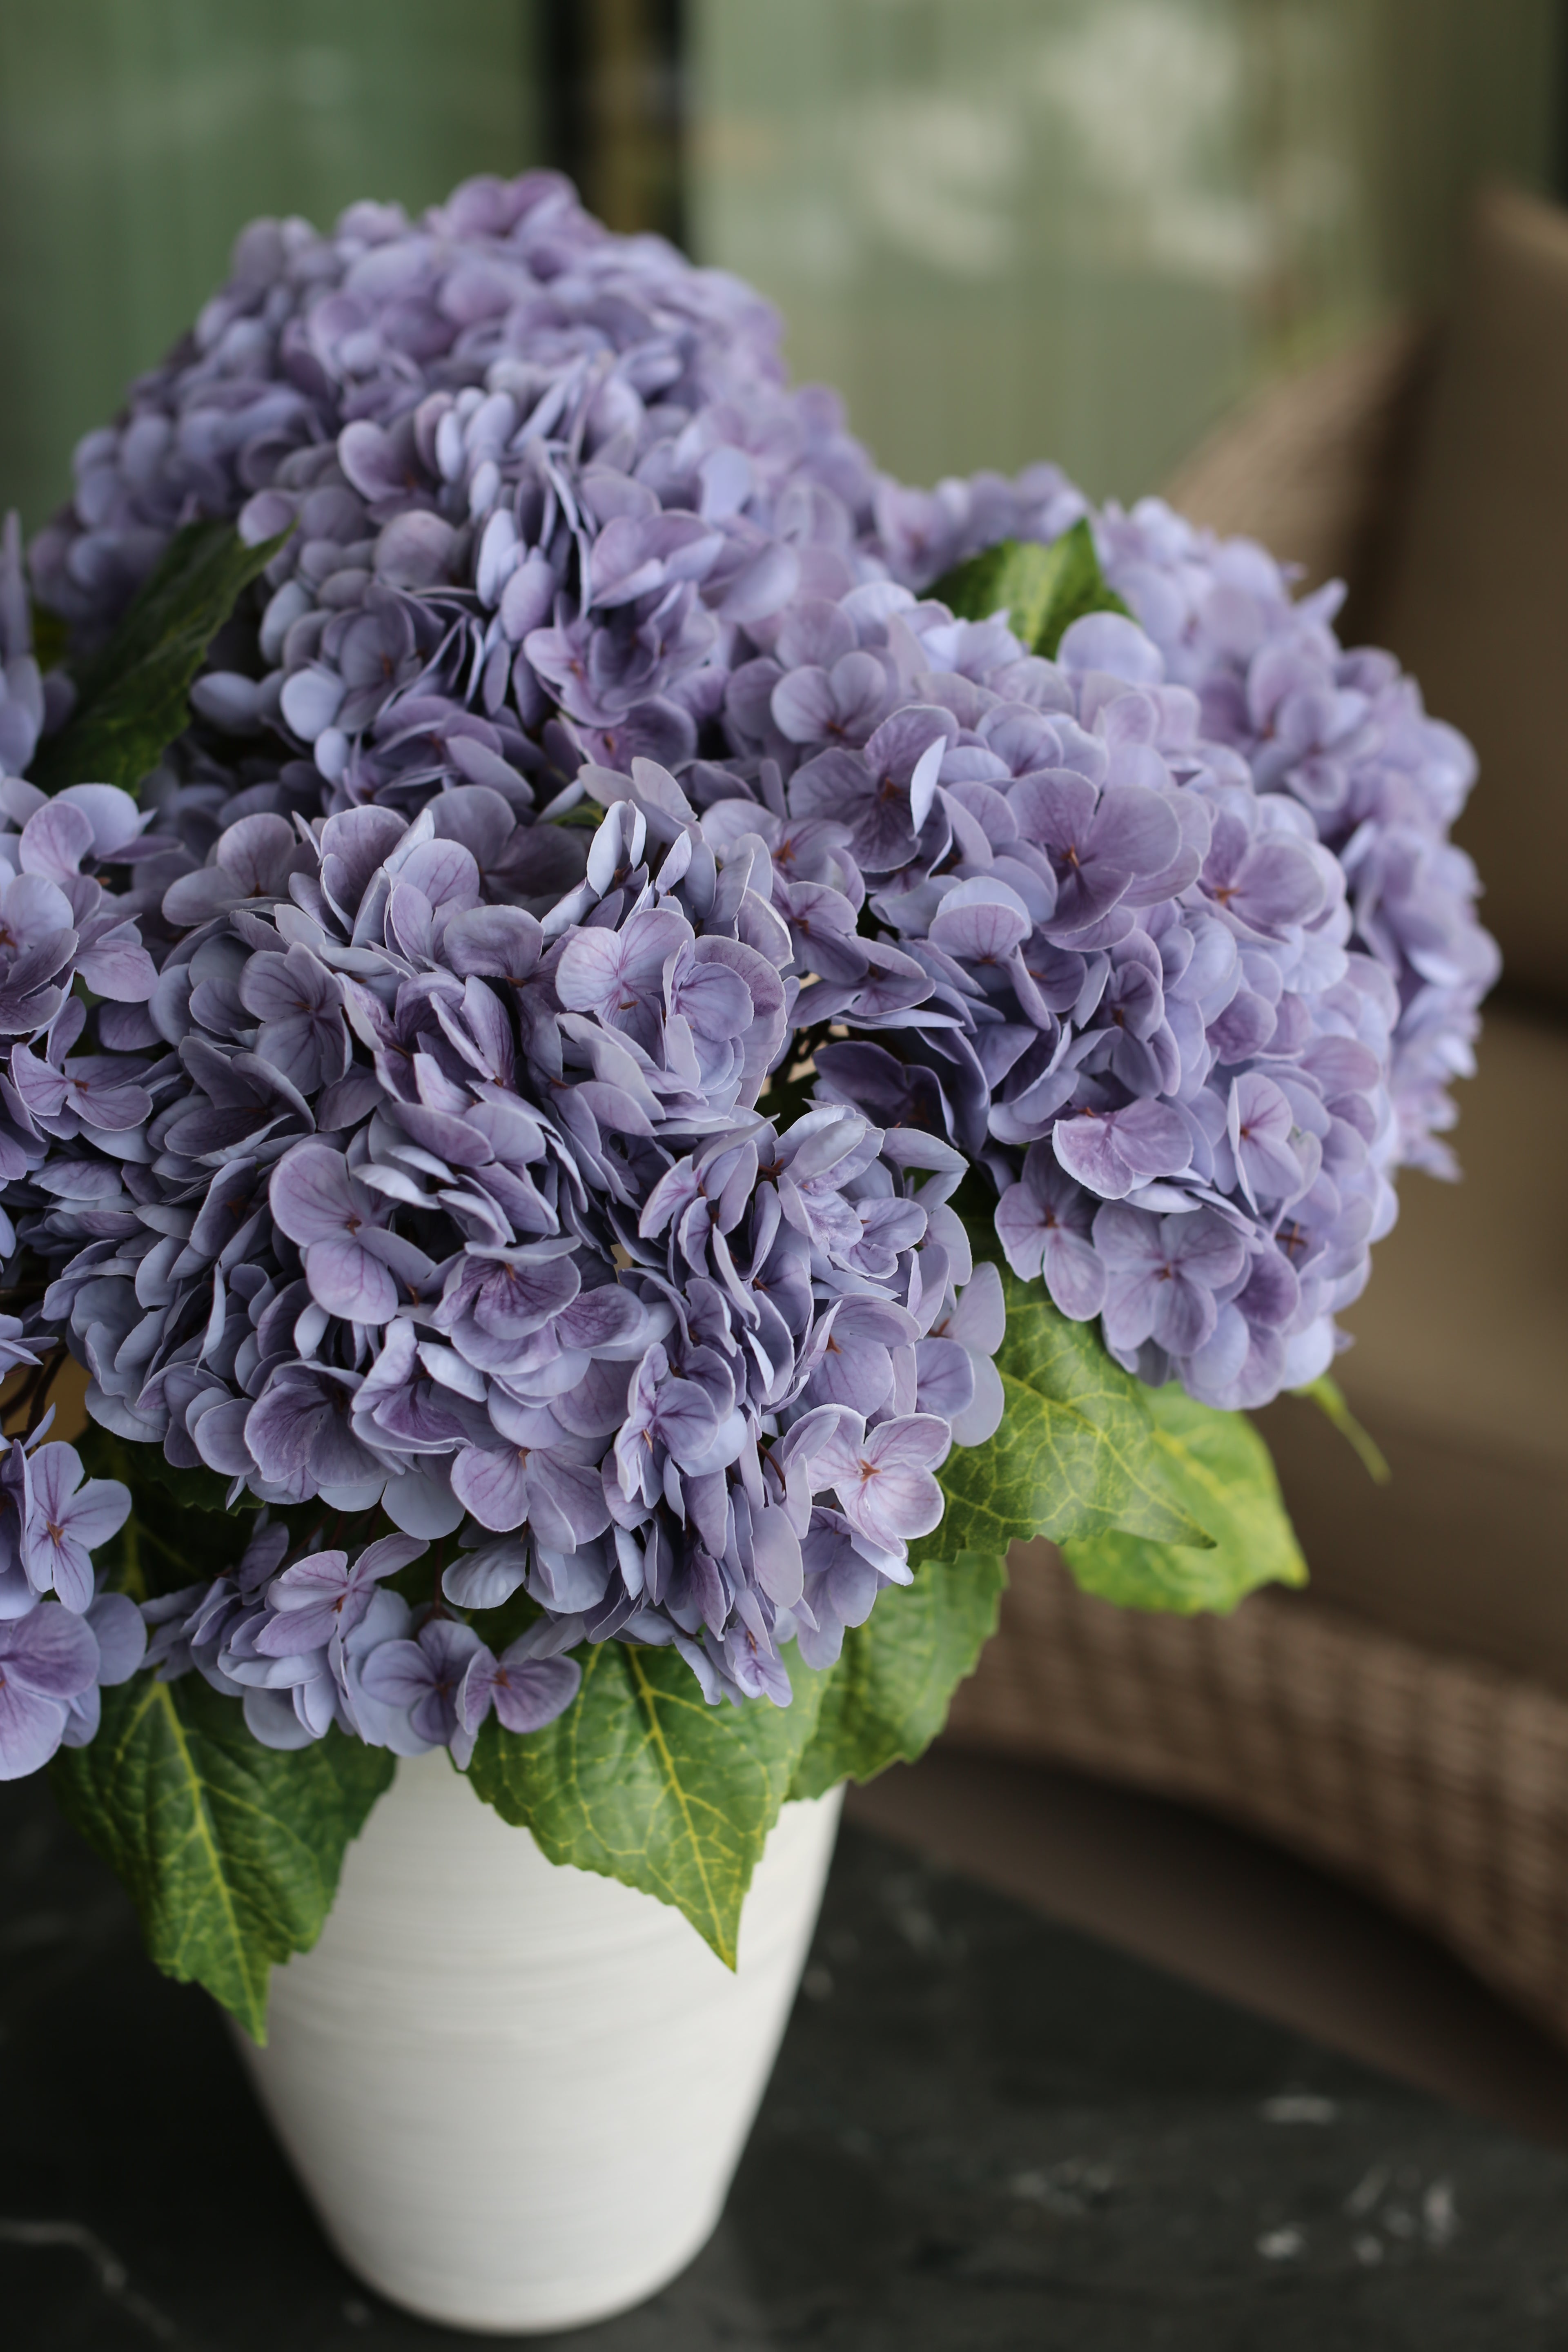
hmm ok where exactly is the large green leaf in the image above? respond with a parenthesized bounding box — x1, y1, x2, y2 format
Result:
(931, 520, 1131, 658)
(467, 1639, 829, 1967)
(788, 1546, 1010, 1800)
(31, 519, 287, 795)
(52, 1432, 390, 2039)
(938, 1265, 1211, 1561)
(49, 1675, 392, 2040)
(1061, 1382, 1307, 1613)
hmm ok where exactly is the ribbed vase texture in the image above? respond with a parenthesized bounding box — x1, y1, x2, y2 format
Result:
(236, 1752, 843, 2334)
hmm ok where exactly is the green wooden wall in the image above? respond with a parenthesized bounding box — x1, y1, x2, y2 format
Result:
(0, 0, 538, 528)
(0, 0, 1559, 531)
(687, 0, 1562, 500)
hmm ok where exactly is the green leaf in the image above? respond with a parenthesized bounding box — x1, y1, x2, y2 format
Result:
(931, 520, 1132, 658)
(30, 520, 288, 795)
(467, 1639, 829, 1967)
(29, 601, 70, 673)
(937, 1264, 1212, 1561)
(1061, 1382, 1308, 1613)
(81, 1423, 237, 1517)
(74, 1425, 259, 1601)
(1292, 1372, 1391, 1484)
(788, 1547, 1009, 1800)
(49, 1674, 393, 2040)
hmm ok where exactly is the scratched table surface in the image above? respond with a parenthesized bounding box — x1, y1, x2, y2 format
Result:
(6, 1778, 1568, 2352)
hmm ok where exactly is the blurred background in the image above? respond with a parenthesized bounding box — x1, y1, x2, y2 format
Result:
(0, 0, 1559, 528)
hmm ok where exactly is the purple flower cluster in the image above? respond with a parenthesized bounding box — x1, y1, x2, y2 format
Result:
(869, 476, 1497, 1182)
(703, 588, 1403, 1403)
(0, 1410, 143, 1778)
(11, 757, 998, 1754)
(1095, 501, 1498, 1180)
(143, 1518, 579, 1763)
(29, 168, 878, 815)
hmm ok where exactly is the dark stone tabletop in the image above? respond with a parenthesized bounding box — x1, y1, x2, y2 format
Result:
(5, 1773, 1568, 2351)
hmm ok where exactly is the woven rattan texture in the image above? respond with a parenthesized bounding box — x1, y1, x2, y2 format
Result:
(947, 1543, 1568, 2041)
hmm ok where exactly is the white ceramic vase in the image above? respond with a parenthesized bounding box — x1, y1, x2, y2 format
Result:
(237, 1749, 843, 2335)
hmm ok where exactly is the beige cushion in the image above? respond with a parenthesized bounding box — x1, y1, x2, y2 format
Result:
(1370, 185, 1568, 1007)
(1258, 1002, 1568, 1688)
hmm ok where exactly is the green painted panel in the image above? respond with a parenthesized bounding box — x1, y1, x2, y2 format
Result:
(687, 0, 1560, 499)
(6, 3, 1557, 528)
(0, 0, 539, 526)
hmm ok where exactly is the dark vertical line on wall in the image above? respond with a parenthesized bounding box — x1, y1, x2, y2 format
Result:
(537, 0, 686, 247)
(649, 0, 687, 253)
(539, 0, 590, 205)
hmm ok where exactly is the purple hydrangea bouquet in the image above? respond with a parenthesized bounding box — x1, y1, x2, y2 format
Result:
(0, 171, 1493, 2062)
